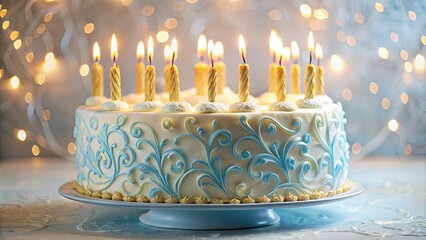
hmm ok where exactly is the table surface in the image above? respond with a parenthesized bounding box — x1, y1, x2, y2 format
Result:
(1, 157, 425, 240)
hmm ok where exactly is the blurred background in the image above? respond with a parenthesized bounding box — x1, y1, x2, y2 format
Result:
(0, 0, 425, 160)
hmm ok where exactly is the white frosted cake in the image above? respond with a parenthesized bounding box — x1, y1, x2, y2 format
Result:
(73, 94, 351, 203)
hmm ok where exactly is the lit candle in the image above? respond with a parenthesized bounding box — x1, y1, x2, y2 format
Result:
(207, 40, 217, 102)
(304, 32, 316, 99)
(214, 41, 226, 94)
(194, 35, 209, 95)
(269, 30, 278, 93)
(163, 45, 172, 92)
(276, 49, 287, 102)
(314, 43, 324, 95)
(110, 34, 121, 101)
(290, 41, 301, 94)
(145, 36, 155, 102)
(92, 42, 104, 97)
(238, 34, 250, 102)
(135, 41, 145, 94)
(169, 38, 180, 102)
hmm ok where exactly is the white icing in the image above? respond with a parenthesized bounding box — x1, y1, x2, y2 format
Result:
(296, 98, 324, 108)
(195, 102, 227, 113)
(269, 102, 299, 111)
(101, 100, 129, 111)
(75, 103, 349, 200)
(161, 102, 194, 113)
(315, 95, 333, 105)
(85, 96, 108, 106)
(229, 102, 258, 112)
(134, 101, 162, 112)
(123, 93, 144, 104)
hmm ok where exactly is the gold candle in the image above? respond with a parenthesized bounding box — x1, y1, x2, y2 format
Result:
(110, 34, 121, 101)
(214, 41, 226, 94)
(207, 40, 217, 102)
(169, 38, 180, 102)
(276, 52, 287, 102)
(135, 41, 145, 94)
(145, 37, 155, 101)
(163, 45, 172, 92)
(92, 42, 104, 97)
(290, 41, 301, 94)
(194, 35, 209, 95)
(238, 35, 250, 102)
(304, 32, 316, 99)
(315, 43, 324, 95)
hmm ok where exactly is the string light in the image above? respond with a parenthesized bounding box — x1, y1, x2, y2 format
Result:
(67, 142, 76, 155)
(300, 4, 312, 18)
(404, 61, 413, 73)
(375, 3, 384, 13)
(408, 11, 416, 21)
(330, 55, 344, 72)
(84, 23, 95, 34)
(142, 5, 155, 16)
(79, 64, 89, 76)
(381, 98, 391, 110)
(24, 92, 33, 103)
(32, 145, 40, 156)
(10, 76, 20, 90)
(156, 30, 169, 43)
(2, 20, 9, 30)
(400, 93, 409, 104)
(342, 88, 352, 101)
(369, 82, 379, 94)
(351, 143, 362, 155)
(165, 18, 178, 29)
(378, 47, 389, 59)
(17, 129, 27, 141)
(387, 119, 399, 132)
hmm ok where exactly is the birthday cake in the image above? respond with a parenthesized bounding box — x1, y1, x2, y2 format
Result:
(73, 33, 351, 204)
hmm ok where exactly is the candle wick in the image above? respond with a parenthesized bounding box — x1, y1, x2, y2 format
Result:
(113, 55, 116, 63)
(279, 55, 283, 66)
(172, 52, 175, 67)
(272, 54, 276, 64)
(149, 55, 152, 66)
(200, 54, 204, 63)
(309, 51, 312, 65)
(241, 51, 246, 64)
(210, 51, 214, 67)
(317, 58, 320, 66)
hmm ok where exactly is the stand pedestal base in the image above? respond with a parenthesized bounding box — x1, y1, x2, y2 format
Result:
(139, 209, 280, 230)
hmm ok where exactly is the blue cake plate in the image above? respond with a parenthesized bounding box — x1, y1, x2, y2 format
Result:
(59, 181, 363, 230)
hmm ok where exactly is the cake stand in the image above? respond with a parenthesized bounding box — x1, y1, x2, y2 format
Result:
(59, 181, 363, 230)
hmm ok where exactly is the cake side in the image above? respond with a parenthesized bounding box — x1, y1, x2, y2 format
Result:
(74, 103, 350, 203)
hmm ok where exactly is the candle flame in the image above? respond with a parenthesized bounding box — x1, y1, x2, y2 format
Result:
(315, 43, 323, 60)
(111, 34, 118, 62)
(208, 39, 215, 65)
(275, 36, 283, 57)
(147, 36, 153, 61)
(93, 42, 100, 62)
(137, 41, 145, 61)
(171, 37, 178, 61)
(238, 34, 246, 62)
(214, 41, 224, 60)
(308, 31, 315, 53)
(164, 45, 172, 62)
(269, 29, 277, 58)
(291, 41, 299, 60)
(197, 34, 206, 59)
(282, 47, 291, 63)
